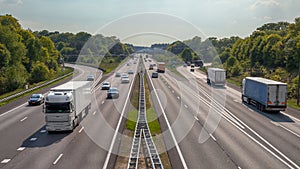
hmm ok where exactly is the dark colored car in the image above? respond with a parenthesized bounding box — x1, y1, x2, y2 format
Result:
(152, 72, 158, 78)
(107, 87, 119, 99)
(28, 94, 44, 105)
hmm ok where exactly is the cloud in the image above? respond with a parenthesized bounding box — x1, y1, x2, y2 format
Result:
(251, 0, 279, 9)
(263, 16, 273, 20)
(0, 0, 23, 5)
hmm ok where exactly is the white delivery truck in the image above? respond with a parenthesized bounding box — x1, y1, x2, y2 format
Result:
(207, 68, 226, 86)
(44, 81, 91, 132)
(242, 77, 287, 112)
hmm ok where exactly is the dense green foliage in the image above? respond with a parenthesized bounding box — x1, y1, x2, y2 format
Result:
(0, 15, 60, 94)
(34, 31, 135, 70)
(165, 17, 300, 98)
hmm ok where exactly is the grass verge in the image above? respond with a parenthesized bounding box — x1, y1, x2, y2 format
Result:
(0, 68, 73, 107)
(287, 99, 300, 111)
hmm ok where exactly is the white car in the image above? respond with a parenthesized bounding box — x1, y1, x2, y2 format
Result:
(101, 81, 110, 90)
(121, 74, 130, 83)
(128, 69, 134, 74)
(87, 75, 95, 81)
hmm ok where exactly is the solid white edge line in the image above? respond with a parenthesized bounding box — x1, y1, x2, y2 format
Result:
(20, 117, 28, 122)
(281, 112, 300, 122)
(93, 111, 96, 115)
(175, 68, 299, 168)
(0, 102, 27, 118)
(102, 66, 136, 169)
(147, 71, 188, 169)
(79, 127, 84, 133)
(53, 153, 63, 165)
(278, 123, 300, 138)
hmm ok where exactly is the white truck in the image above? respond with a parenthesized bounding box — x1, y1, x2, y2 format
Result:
(242, 77, 287, 112)
(207, 68, 226, 86)
(44, 81, 91, 132)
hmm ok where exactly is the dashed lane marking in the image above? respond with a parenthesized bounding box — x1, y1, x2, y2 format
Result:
(1, 159, 10, 164)
(17, 147, 25, 151)
(53, 154, 63, 165)
(20, 117, 27, 122)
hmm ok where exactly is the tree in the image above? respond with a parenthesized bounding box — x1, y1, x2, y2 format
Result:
(30, 62, 50, 83)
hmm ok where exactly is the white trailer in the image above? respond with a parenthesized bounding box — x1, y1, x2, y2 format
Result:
(242, 77, 287, 112)
(44, 81, 91, 132)
(207, 68, 226, 86)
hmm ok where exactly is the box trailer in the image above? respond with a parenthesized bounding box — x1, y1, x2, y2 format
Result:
(44, 81, 91, 132)
(207, 68, 226, 86)
(157, 62, 165, 73)
(242, 77, 287, 112)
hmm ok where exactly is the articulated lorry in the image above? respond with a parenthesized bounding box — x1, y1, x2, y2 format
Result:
(44, 81, 91, 132)
(242, 77, 287, 112)
(157, 62, 165, 73)
(207, 68, 226, 86)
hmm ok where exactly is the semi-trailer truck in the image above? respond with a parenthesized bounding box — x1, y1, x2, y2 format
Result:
(207, 68, 226, 86)
(44, 81, 91, 132)
(157, 62, 165, 73)
(242, 77, 287, 112)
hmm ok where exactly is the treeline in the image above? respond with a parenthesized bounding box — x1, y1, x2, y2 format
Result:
(164, 17, 300, 98)
(34, 30, 135, 68)
(0, 15, 60, 95)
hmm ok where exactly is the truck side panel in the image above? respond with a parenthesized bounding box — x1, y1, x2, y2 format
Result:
(74, 83, 91, 118)
(244, 79, 268, 105)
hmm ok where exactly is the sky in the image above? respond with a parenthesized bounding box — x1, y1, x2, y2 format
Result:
(0, 0, 300, 46)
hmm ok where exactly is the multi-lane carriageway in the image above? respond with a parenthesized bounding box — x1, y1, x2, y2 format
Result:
(0, 54, 299, 169)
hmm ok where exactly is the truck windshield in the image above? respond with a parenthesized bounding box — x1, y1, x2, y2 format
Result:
(45, 102, 71, 113)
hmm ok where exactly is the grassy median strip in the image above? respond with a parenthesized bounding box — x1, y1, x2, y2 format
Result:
(0, 68, 73, 107)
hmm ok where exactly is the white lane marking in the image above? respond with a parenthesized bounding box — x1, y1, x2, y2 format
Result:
(278, 123, 300, 138)
(53, 153, 63, 165)
(1, 159, 11, 164)
(233, 99, 239, 103)
(184, 105, 188, 109)
(238, 166, 242, 169)
(173, 74, 299, 168)
(177, 96, 180, 100)
(79, 127, 84, 133)
(209, 134, 216, 141)
(17, 147, 25, 151)
(40, 130, 47, 133)
(281, 112, 300, 122)
(93, 111, 96, 115)
(29, 138, 37, 142)
(0, 102, 27, 118)
(172, 90, 175, 93)
(146, 71, 188, 169)
(103, 74, 136, 169)
(20, 117, 28, 122)
(102, 101, 105, 104)
(194, 116, 199, 121)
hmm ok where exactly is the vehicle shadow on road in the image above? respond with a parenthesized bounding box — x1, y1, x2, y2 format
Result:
(21, 126, 70, 148)
(243, 103, 294, 123)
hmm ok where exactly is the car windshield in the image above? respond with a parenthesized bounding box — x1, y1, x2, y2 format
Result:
(109, 88, 118, 93)
(31, 94, 40, 98)
(103, 82, 109, 85)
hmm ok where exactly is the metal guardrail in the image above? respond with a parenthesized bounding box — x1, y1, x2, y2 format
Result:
(0, 72, 73, 103)
(127, 71, 164, 169)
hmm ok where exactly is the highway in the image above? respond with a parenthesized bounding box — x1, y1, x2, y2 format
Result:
(0, 58, 139, 169)
(143, 58, 300, 169)
(1, 54, 300, 169)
